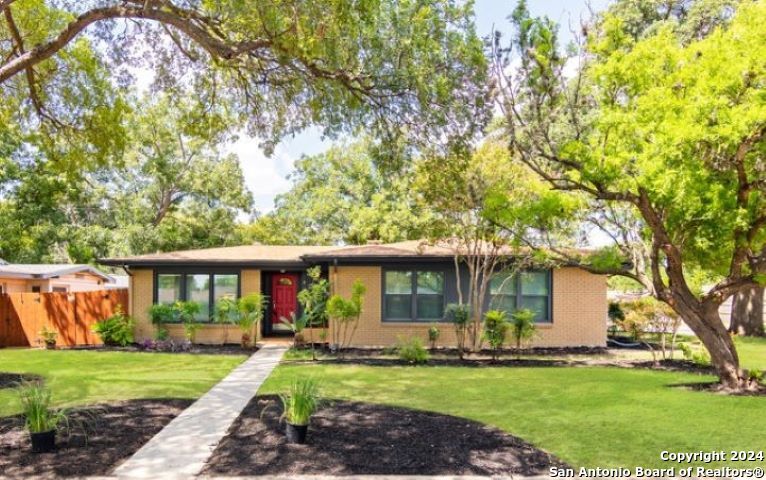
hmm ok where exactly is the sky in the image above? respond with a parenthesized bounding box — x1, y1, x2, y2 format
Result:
(235, 0, 611, 214)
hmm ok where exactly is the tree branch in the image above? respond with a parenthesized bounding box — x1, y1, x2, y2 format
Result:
(0, 3, 272, 84)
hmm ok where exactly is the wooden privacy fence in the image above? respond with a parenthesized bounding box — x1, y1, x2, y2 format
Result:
(0, 289, 129, 348)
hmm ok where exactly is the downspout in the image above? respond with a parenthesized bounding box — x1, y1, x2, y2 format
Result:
(121, 265, 133, 317)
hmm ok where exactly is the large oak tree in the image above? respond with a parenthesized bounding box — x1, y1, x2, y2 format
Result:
(493, 0, 766, 390)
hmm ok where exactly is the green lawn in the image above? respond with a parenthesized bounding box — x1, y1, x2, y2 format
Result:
(0, 349, 246, 416)
(735, 336, 766, 370)
(261, 361, 766, 470)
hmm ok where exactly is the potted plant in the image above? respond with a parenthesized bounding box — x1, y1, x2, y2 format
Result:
(18, 382, 67, 453)
(280, 378, 320, 444)
(39, 326, 57, 350)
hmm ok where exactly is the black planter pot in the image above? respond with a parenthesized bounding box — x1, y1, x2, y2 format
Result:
(285, 422, 308, 444)
(30, 430, 56, 453)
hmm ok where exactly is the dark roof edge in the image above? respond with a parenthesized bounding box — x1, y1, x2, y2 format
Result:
(97, 259, 313, 268)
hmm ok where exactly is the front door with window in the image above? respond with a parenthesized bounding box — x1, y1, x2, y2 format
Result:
(271, 273, 299, 332)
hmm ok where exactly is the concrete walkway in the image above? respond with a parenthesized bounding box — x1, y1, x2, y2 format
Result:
(114, 344, 287, 479)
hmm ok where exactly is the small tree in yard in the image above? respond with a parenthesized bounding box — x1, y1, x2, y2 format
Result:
(214, 297, 238, 345)
(509, 309, 537, 359)
(416, 142, 530, 353)
(326, 280, 366, 357)
(236, 293, 266, 348)
(621, 298, 682, 362)
(297, 266, 331, 360)
(483, 310, 509, 361)
(445, 303, 470, 359)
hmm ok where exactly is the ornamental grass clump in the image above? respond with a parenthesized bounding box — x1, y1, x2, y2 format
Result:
(280, 378, 320, 425)
(279, 377, 321, 444)
(18, 382, 68, 453)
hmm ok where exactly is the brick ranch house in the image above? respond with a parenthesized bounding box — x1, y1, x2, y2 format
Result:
(99, 241, 607, 347)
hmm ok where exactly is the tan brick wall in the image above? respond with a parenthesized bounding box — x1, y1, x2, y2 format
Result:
(129, 268, 262, 344)
(326, 265, 606, 348)
(241, 269, 262, 342)
(130, 269, 155, 341)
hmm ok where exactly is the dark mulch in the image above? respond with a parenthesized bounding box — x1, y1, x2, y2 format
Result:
(333, 345, 607, 357)
(71, 344, 257, 355)
(202, 395, 568, 476)
(319, 356, 577, 368)
(668, 381, 766, 396)
(631, 359, 716, 375)
(0, 373, 43, 389)
(0, 398, 191, 478)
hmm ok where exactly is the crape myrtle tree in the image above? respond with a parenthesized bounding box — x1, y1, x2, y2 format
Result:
(0, 0, 489, 171)
(492, 0, 766, 389)
(415, 138, 551, 352)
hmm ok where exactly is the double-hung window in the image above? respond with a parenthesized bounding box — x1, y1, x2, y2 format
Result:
(383, 270, 445, 321)
(155, 272, 240, 322)
(489, 270, 551, 323)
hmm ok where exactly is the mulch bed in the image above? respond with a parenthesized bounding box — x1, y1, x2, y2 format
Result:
(668, 381, 766, 396)
(0, 398, 191, 478)
(0, 373, 43, 389)
(202, 395, 568, 476)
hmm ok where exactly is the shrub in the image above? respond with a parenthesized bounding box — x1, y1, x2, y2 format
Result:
(18, 382, 67, 433)
(427, 324, 440, 349)
(396, 336, 430, 364)
(509, 309, 537, 358)
(280, 378, 320, 426)
(280, 312, 309, 341)
(748, 369, 764, 385)
(171, 301, 201, 342)
(148, 303, 175, 339)
(326, 280, 366, 357)
(445, 303, 470, 359)
(93, 306, 134, 346)
(483, 310, 509, 361)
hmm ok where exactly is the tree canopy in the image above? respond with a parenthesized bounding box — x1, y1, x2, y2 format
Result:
(491, 0, 766, 389)
(245, 140, 432, 245)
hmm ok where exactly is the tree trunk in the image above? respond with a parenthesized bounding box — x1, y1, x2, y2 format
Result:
(729, 287, 765, 337)
(677, 301, 744, 390)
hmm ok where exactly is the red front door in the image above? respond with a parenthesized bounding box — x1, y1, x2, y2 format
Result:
(271, 273, 299, 331)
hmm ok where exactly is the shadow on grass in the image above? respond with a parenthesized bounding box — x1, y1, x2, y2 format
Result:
(0, 372, 43, 389)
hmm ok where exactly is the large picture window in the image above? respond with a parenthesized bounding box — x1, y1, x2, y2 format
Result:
(154, 272, 240, 322)
(489, 270, 551, 323)
(383, 270, 445, 322)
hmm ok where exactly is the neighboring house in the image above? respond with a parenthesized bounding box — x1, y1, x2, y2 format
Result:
(98, 241, 607, 347)
(0, 264, 115, 294)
